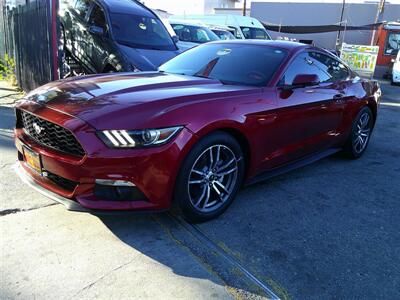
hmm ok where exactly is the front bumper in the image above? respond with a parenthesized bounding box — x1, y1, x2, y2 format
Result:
(14, 117, 195, 212)
(392, 69, 400, 83)
(15, 163, 168, 214)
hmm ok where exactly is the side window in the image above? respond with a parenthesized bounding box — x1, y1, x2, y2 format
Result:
(309, 52, 349, 82)
(228, 27, 241, 39)
(279, 53, 330, 86)
(306, 52, 332, 83)
(88, 4, 107, 30)
(74, 0, 91, 18)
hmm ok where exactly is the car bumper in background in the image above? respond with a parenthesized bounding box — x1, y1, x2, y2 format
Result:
(393, 69, 400, 83)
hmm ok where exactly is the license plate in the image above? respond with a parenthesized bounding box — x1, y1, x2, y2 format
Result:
(23, 146, 42, 174)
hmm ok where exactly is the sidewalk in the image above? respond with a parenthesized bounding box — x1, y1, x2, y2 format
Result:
(0, 80, 235, 300)
(0, 80, 24, 107)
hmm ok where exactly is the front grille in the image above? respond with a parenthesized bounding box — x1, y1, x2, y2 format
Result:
(46, 172, 78, 191)
(19, 110, 85, 157)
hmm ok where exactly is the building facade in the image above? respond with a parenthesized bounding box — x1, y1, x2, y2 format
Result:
(250, 1, 400, 49)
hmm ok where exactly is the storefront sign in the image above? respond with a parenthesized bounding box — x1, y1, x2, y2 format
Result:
(340, 43, 379, 77)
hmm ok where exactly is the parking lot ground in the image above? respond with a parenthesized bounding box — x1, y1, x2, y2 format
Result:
(1, 80, 399, 299)
(193, 81, 400, 299)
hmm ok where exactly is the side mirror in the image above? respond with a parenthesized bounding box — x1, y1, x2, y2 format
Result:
(292, 74, 320, 87)
(89, 25, 104, 36)
(172, 35, 179, 44)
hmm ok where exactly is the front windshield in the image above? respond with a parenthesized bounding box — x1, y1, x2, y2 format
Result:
(171, 24, 219, 44)
(110, 13, 176, 51)
(212, 29, 236, 40)
(241, 27, 270, 40)
(159, 43, 287, 87)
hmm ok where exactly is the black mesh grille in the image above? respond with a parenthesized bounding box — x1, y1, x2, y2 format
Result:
(19, 110, 85, 157)
(46, 172, 78, 191)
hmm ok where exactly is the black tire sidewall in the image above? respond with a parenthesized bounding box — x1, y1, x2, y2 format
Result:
(174, 131, 245, 223)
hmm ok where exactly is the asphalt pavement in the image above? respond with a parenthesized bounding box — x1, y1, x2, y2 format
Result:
(1, 81, 399, 299)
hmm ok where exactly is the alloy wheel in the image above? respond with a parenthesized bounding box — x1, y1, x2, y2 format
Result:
(187, 145, 239, 213)
(353, 111, 371, 154)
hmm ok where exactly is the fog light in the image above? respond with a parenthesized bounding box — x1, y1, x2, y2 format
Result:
(94, 179, 147, 201)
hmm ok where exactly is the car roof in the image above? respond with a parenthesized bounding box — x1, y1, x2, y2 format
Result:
(169, 19, 208, 27)
(208, 39, 309, 51)
(97, 0, 154, 16)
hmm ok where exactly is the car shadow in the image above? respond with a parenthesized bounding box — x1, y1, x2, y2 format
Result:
(98, 212, 256, 297)
(98, 212, 269, 298)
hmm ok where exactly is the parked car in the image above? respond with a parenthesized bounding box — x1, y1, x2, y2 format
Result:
(60, 0, 181, 73)
(15, 40, 380, 222)
(208, 25, 236, 40)
(171, 14, 271, 40)
(391, 51, 400, 85)
(169, 20, 220, 50)
(158, 17, 191, 52)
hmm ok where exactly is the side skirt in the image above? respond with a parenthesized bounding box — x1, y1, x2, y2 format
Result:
(246, 148, 341, 186)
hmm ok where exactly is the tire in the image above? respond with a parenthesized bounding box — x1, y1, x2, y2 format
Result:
(173, 131, 245, 223)
(343, 106, 374, 159)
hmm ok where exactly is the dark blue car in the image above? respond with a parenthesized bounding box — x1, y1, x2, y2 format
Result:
(60, 0, 181, 73)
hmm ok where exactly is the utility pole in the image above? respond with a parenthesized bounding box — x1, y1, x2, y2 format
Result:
(336, 0, 346, 50)
(243, 0, 247, 16)
(370, 0, 386, 45)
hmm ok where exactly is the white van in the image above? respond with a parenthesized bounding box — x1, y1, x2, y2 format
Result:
(170, 14, 271, 40)
(391, 51, 400, 85)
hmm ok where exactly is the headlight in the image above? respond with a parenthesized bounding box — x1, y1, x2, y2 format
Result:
(98, 126, 182, 148)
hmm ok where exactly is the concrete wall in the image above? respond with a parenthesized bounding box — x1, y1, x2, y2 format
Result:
(204, 0, 236, 14)
(143, 0, 236, 15)
(250, 1, 400, 49)
(214, 7, 251, 15)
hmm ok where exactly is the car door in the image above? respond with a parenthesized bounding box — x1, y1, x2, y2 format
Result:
(272, 51, 345, 165)
(70, 0, 93, 71)
(86, 2, 110, 72)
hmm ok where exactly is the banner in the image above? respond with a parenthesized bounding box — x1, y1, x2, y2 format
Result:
(261, 22, 383, 34)
(340, 43, 379, 77)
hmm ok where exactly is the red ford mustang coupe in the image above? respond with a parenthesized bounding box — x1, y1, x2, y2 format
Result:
(15, 40, 380, 222)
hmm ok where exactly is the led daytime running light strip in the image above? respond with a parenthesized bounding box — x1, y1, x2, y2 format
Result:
(103, 130, 136, 147)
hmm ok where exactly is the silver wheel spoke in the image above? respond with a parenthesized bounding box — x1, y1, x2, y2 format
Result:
(354, 136, 361, 147)
(189, 180, 203, 185)
(191, 169, 204, 176)
(214, 180, 229, 194)
(218, 158, 235, 172)
(202, 185, 211, 208)
(212, 182, 221, 196)
(194, 185, 208, 207)
(214, 145, 221, 169)
(217, 167, 237, 176)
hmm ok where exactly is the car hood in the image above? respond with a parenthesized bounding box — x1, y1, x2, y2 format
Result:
(117, 44, 181, 71)
(24, 72, 258, 130)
